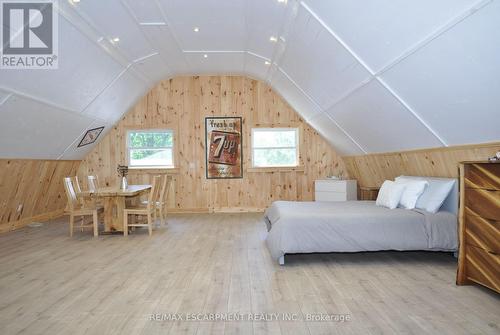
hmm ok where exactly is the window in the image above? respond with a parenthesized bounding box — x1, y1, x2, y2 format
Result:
(127, 130, 174, 167)
(251, 128, 299, 167)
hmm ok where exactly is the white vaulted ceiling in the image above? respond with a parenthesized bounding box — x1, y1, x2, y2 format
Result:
(0, 0, 499, 159)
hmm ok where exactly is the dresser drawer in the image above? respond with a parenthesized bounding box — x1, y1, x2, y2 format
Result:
(465, 163, 500, 190)
(315, 180, 347, 192)
(464, 189, 500, 221)
(464, 245, 500, 292)
(465, 214, 500, 253)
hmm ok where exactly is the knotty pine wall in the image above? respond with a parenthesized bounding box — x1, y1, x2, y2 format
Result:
(78, 76, 346, 212)
(344, 142, 500, 188)
(0, 159, 80, 233)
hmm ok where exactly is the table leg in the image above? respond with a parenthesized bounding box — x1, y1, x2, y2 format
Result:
(103, 197, 125, 232)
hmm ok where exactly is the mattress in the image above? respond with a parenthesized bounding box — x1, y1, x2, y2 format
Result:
(264, 200, 458, 261)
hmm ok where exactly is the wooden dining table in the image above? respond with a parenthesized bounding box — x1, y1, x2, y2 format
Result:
(78, 185, 151, 232)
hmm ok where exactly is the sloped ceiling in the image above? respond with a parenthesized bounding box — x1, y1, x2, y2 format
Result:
(0, 0, 499, 159)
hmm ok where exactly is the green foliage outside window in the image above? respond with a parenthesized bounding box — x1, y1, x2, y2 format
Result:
(254, 148, 297, 167)
(128, 131, 174, 166)
(129, 132, 173, 160)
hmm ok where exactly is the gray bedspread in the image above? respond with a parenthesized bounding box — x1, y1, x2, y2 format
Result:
(264, 201, 458, 261)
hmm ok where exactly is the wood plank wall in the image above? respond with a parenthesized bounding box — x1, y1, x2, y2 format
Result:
(78, 76, 346, 212)
(0, 159, 80, 233)
(344, 142, 500, 188)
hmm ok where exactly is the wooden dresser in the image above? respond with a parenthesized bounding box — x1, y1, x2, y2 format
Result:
(457, 161, 500, 293)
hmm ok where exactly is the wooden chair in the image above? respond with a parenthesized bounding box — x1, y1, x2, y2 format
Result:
(124, 175, 161, 236)
(87, 175, 100, 192)
(141, 175, 171, 225)
(87, 175, 105, 208)
(63, 177, 103, 237)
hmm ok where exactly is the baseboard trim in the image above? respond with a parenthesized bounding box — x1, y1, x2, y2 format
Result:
(212, 207, 266, 213)
(168, 208, 210, 214)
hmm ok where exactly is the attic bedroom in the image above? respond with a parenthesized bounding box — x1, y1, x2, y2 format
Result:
(0, 0, 499, 334)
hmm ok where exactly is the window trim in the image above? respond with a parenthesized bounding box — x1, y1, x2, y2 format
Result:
(126, 129, 175, 168)
(251, 127, 300, 168)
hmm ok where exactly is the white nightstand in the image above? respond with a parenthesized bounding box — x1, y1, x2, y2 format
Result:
(314, 179, 357, 201)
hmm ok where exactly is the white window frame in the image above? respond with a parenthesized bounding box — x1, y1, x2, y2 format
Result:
(251, 128, 299, 168)
(126, 129, 174, 168)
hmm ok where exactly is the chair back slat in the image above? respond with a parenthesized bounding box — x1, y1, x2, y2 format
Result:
(88, 175, 99, 192)
(162, 176, 172, 206)
(63, 177, 78, 210)
(158, 175, 169, 204)
(148, 176, 161, 209)
(166, 176, 172, 198)
(72, 176, 82, 193)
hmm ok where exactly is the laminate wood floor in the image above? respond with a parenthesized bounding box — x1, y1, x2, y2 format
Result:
(0, 213, 498, 335)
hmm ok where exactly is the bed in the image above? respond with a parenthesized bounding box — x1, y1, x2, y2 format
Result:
(264, 178, 458, 265)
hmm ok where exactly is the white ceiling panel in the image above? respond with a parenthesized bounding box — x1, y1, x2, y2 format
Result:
(281, 7, 372, 110)
(140, 25, 190, 74)
(244, 53, 271, 81)
(159, 0, 246, 25)
(326, 80, 443, 153)
(133, 53, 171, 84)
(184, 52, 245, 75)
(246, 0, 288, 59)
(381, 1, 500, 145)
(160, 0, 246, 51)
(303, 0, 480, 73)
(81, 69, 149, 123)
(246, 27, 282, 60)
(0, 16, 124, 112)
(270, 68, 321, 121)
(0, 95, 94, 159)
(71, 0, 155, 62)
(307, 113, 365, 156)
(121, 0, 165, 24)
(170, 22, 246, 51)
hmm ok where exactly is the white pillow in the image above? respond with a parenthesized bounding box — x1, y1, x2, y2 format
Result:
(395, 176, 455, 213)
(394, 179, 428, 209)
(376, 180, 406, 209)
